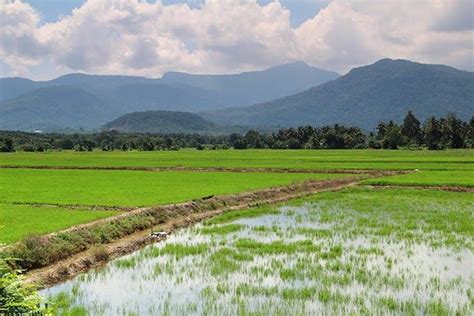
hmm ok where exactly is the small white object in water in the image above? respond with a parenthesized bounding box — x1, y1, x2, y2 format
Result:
(151, 231, 168, 238)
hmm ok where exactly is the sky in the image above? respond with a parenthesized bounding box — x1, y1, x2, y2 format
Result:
(0, 0, 473, 80)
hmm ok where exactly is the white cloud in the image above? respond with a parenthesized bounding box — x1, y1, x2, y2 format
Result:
(295, 0, 474, 72)
(0, 0, 472, 79)
(295, 1, 382, 72)
(0, 0, 48, 73)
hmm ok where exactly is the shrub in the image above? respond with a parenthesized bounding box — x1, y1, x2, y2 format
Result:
(8, 214, 155, 270)
(91, 245, 109, 261)
(0, 258, 46, 314)
(10, 234, 51, 269)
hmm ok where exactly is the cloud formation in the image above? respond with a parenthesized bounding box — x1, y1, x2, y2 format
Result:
(1, 0, 473, 79)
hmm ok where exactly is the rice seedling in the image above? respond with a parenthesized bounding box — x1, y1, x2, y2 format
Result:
(41, 188, 473, 314)
(3, 149, 472, 171)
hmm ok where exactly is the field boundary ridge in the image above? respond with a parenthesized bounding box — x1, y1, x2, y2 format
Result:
(17, 171, 403, 288)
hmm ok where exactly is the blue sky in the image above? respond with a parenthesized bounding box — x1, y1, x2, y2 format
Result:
(1, 0, 472, 80)
(22, 0, 85, 22)
(24, 0, 329, 26)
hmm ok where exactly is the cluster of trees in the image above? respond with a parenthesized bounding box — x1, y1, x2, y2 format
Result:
(368, 112, 473, 150)
(1, 112, 472, 152)
(0, 131, 228, 152)
(229, 125, 367, 149)
(228, 112, 473, 150)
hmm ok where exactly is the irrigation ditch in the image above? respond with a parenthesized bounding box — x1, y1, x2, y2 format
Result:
(5, 170, 408, 289)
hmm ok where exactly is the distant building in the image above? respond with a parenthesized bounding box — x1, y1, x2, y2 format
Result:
(34, 130, 43, 134)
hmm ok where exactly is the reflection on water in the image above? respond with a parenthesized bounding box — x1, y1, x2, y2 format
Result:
(42, 201, 474, 315)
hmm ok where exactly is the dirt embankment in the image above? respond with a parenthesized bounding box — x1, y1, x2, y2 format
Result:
(23, 174, 377, 289)
(0, 164, 412, 175)
(31, 171, 403, 241)
(22, 171, 407, 289)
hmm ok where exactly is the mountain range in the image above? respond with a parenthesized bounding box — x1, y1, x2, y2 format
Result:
(0, 62, 338, 132)
(202, 59, 474, 130)
(1, 59, 472, 133)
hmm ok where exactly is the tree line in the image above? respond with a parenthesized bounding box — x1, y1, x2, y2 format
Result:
(1, 112, 472, 152)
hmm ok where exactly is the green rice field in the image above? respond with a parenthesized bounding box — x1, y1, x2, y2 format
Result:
(0, 168, 343, 207)
(1, 149, 472, 247)
(1, 149, 472, 170)
(0, 204, 120, 244)
(364, 170, 474, 187)
(43, 188, 474, 314)
(1, 149, 472, 314)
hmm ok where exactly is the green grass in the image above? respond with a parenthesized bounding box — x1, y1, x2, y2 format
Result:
(0, 203, 119, 244)
(199, 224, 244, 235)
(204, 205, 280, 225)
(207, 187, 474, 250)
(1, 149, 472, 170)
(304, 188, 474, 249)
(235, 238, 322, 255)
(363, 170, 474, 187)
(157, 243, 208, 259)
(0, 168, 344, 207)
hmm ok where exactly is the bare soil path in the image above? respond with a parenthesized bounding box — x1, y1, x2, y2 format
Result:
(24, 174, 378, 289)
(0, 164, 403, 174)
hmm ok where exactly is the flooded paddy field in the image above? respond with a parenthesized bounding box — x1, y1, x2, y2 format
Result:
(43, 188, 474, 315)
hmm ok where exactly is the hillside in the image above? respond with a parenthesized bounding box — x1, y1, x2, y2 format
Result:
(202, 59, 474, 129)
(0, 86, 111, 131)
(102, 111, 219, 134)
(0, 61, 338, 132)
(110, 83, 223, 112)
(0, 78, 39, 101)
(160, 61, 339, 106)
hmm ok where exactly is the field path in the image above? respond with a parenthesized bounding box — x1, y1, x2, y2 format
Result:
(23, 172, 403, 288)
(0, 164, 401, 174)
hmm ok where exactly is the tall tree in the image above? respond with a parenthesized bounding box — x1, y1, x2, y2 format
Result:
(376, 122, 387, 140)
(443, 113, 465, 148)
(468, 116, 474, 148)
(0, 138, 14, 152)
(382, 122, 402, 149)
(424, 116, 443, 150)
(401, 111, 421, 145)
(244, 130, 261, 148)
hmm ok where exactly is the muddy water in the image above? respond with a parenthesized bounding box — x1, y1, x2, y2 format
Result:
(42, 202, 474, 315)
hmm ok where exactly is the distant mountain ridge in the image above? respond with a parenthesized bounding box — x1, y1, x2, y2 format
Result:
(202, 59, 474, 130)
(160, 61, 339, 106)
(0, 86, 109, 131)
(1, 59, 472, 133)
(0, 61, 338, 104)
(0, 61, 338, 131)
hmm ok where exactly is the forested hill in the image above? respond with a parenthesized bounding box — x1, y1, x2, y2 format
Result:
(102, 111, 220, 134)
(0, 86, 110, 131)
(202, 59, 474, 130)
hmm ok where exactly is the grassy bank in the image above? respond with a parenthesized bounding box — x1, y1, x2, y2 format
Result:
(6, 176, 361, 271)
